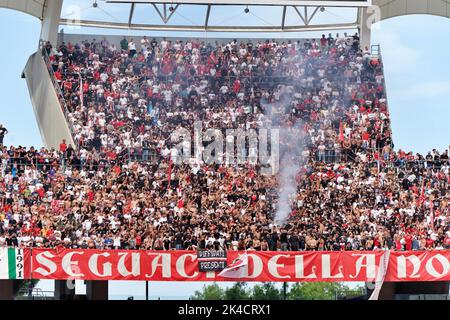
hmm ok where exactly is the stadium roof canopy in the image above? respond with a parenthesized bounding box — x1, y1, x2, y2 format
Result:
(1, 0, 450, 48)
(2, 1, 450, 32)
(59, 0, 369, 33)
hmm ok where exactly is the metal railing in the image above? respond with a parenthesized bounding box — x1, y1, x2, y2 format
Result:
(127, 147, 161, 163)
(16, 287, 54, 300)
(371, 44, 381, 57)
(314, 150, 347, 163)
(381, 158, 450, 172)
(0, 156, 129, 174)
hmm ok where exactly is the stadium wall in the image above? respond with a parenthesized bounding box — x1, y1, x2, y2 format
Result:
(23, 51, 76, 150)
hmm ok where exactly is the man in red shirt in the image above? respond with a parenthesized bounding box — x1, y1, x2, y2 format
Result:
(59, 139, 67, 153)
(320, 34, 328, 47)
(404, 233, 413, 251)
(425, 238, 434, 249)
(58, 139, 67, 166)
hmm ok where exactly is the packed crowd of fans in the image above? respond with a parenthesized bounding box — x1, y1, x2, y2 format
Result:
(44, 33, 391, 163)
(0, 34, 448, 251)
(0, 142, 448, 250)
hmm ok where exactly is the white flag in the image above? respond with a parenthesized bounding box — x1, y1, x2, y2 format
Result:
(369, 250, 391, 300)
(219, 252, 248, 278)
(0, 248, 25, 279)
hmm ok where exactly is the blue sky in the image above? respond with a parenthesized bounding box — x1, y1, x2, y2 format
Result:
(0, 6, 449, 299)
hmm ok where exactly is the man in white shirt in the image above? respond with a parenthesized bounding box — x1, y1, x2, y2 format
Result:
(128, 39, 137, 57)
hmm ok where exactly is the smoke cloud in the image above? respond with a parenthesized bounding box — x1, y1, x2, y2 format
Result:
(275, 123, 303, 225)
(261, 85, 303, 225)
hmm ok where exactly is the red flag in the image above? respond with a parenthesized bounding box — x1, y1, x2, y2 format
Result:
(177, 198, 184, 209)
(167, 157, 173, 190)
(338, 121, 344, 143)
(79, 73, 84, 107)
(429, 195, 435, 232)
(417, 179, 426, 208)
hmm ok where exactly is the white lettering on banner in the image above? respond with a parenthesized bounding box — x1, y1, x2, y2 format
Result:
(34, 251, 57, 276)
(118, 253, 141, 277)
(425, 254, 450, 278)
(322, 255, 344, 279)
(176, 254, 198, 279)
(88, 253, 112, 277)
(246, 254, 263, 279)
(145, 253, 171, 278)
(15, 249, 25, 279)
(294, 255, 317, 279)
(397, 255, 421, 279)
(268, 255, 291, 279)
(62, 252, 85, 277)
(350, 254, 376, 279)
(26, 250, 450, 281)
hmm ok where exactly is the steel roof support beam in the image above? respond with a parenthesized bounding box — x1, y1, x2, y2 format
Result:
(151, 3, 166, 23)
(304, 6, 308, 24)
(151, 3, 179, 24)
(306, 6, 320, 25)
(293, 6, 306, 25)
(60, 18, 357, 32)
(205, 4, 211, 29)
(163, 3, 167, 21)
(128, 3, 135, 26)
(293, 6, 321, 26)
(166, 4, 180, 22)
(106, 0, 370, 8)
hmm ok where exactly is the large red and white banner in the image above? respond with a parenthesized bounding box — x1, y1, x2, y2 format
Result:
(386, 251, 450, 282)
(28, 249, 450, 282)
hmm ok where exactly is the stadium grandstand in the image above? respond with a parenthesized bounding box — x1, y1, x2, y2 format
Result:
(0, 0, 449, 302)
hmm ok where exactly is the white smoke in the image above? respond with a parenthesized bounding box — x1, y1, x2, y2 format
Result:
(275, 124, 302, 225)
(261, 85, 303, 225)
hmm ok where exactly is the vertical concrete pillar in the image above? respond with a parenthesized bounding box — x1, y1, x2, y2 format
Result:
(54, 280, 76, 300)
(377, 282, 396, 300)
(86, 281, 108, 300)
(395, 282, 449, 296)
(359, 6, 372, 51)
(0, 280, 15, 300)
(40, 0, 63, 46)
(377, 282, 449, 300)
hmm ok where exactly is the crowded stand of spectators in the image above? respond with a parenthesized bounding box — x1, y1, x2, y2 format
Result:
(43, 33, 390, 163)
(0, 34, 448, 251)
(0, 143, 448, 250)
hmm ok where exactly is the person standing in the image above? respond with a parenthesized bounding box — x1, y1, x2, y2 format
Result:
(120, 37, 128, 51)
(0, 124, 8, 146)
(128, 39, 137, 58)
